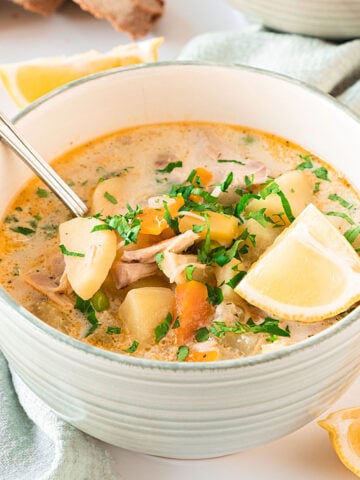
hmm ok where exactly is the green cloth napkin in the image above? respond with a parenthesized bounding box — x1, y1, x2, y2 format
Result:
(178, 28, 360, 115)
(1, 28, 360, 480)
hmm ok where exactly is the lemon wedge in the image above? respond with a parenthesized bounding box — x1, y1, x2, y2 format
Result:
(318, 407, 360, 477)
(0, 37, 163, 108)
(235, 203, 360, 322)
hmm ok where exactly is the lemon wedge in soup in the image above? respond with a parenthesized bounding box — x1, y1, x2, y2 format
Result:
(318, 407, 360, 477)
(0, 37, 163, 108)
(235, 204, 360, 322)
(59, 217, 117, 300)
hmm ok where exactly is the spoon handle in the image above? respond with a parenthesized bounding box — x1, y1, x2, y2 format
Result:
(0, 111, 88, 217)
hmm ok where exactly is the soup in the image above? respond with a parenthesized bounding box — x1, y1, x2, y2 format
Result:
(0, 122, 359, 361)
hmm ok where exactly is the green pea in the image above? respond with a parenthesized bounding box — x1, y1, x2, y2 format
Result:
(91, 290, 109, 312)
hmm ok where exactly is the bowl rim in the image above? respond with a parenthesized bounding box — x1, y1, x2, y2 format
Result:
(2, 60, 359, 371)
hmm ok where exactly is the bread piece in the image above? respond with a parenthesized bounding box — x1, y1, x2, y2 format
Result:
(72, 0, 164, 38)
(10, 0, 65, 15)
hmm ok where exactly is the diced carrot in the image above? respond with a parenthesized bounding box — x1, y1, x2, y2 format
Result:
(138, 197, 184, 235)
(189, 167, 214, 203)
(193, 167, 213, 187)
(187, 350, 219, 362)
(174, 280, 213, 344)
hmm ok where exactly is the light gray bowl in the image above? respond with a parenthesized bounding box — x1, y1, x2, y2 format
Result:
(227, 0, 360, 38)
(0, 63, 360, 459)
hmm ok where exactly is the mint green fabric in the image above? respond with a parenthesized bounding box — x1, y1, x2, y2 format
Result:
(178, 28, 360, 115)
(1, 27, 360, 480)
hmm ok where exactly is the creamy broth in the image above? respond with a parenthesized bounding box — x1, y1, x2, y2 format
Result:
(0, 122, 359, 361)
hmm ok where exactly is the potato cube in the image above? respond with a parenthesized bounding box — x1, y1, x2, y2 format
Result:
(118, 287, 174, 345)
(178, 210, 240, 246)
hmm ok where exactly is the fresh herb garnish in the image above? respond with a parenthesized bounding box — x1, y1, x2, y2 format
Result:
(220, 172, 234, 192)
(195, 326, 210, 342)
(36, 187, 49, 198)
(217, 159, 245, 166)
(326, 211, 355, 225)
(206, 284, 224, 306)
(59, 244, 85, 257)
(344, 226, 360, 245)
(163, 201, 180, 234)
(177, 345, 189, 361)
(226, 270, 247, 289)
(92, 204, 142, 245)
(295, 156, 313, 170)
(107, 326, 121, 334)
(4, 215, 18, 224)
(155, 252, 164, 270)
(156, 161, 183, 174)
(244, 174, 255, 188)
(10, 226, 35, 236)
(313, 182, 321, 194)
(328, 193, 353, 209)
(154, 312, 173, 343)
(75, 295, 100, 337)
(313, 166, 330, 182)
(207, 317, 290, 341)
(246, 208, 273, 228)
(104, 191, 118, 204)
(192, 224, 206, 233)
(172, 317, 180, 329)
(124, 341, 139, 353)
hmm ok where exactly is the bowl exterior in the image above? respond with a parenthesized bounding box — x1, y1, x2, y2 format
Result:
(227, 0, 360, 39)
(0, 63, 360, 458)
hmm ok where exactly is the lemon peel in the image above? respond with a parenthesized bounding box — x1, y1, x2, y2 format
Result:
(0, 37, 163, 108)
(318, 407, 360, 477)
(235, 203, 360, 322)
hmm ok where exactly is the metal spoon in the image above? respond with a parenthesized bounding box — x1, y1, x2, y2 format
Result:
(0, 111, 88, 217)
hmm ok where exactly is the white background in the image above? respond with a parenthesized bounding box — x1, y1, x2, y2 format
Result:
(0, 0, 359, 478)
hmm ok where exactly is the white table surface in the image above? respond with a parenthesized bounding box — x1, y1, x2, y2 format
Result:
(0, 1, 359, 478)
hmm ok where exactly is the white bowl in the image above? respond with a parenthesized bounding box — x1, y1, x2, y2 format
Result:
(227, 0, 360, 39)
(0, 63, 360, 459)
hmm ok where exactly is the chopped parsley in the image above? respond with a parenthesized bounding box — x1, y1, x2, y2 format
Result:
(75, 295, 100, 337)
(328, 193, 353, 210)
(107, 326, 121, 334)
(220, 172, 234, 192)
(206, 284, 224, 306)
(344, 225, 360, 245)
(205, 317, 290, 342)
(154, 312, 173, 343)
(313, 182, 321, 194)
(155, 252, 164, 270)
(195, 326, 210, 343)
(156, 161, 183, 174)
(217, 159, 245, 166)
(295, 156, 313, 170)
(104, 191, 118, 204)
(177, 345, 189, 361)
(226, 270, 247, 289)
(59, 244, 85, 257)
(313, 166, 330, 182)
(10, 226, 35, 236)
(36, 187, 49, 198)
(326, 211, 355, 225)
(124, 341, 139, 353)
(163, 201, 180, 234)
(92, 204, 142, 245)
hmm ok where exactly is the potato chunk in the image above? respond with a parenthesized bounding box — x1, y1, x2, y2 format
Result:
(178, 210, 240, 246)
(59, 217, 117, 300)
(246, 170, 312, 225)
(118, 287, 174, 344)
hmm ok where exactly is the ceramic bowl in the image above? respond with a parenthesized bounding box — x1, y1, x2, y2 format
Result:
(0, 63, 360, 459)
(227, 0, 360, 39)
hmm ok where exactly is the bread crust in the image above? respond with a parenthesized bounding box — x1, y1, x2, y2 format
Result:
(10, 0, 65, 15)
(72, 0, 164, 38)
